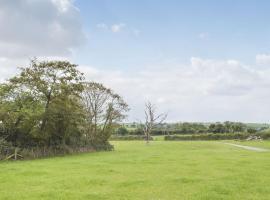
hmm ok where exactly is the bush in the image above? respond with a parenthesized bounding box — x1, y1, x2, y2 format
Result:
(0, 140, 114, 160)
(115, 127, 129, 135)
(18, 145, 95, 159)
(258, 131, 270, 139)
(110, 135, 153, 141)
(0, 138, 15, 160)
(129, 128, 144, 135)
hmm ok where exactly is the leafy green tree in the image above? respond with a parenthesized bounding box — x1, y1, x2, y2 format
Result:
(116, 127, 129, 135)
(0, 60, 129, 159)
(1, 60, 84, 148)
(7, 60, 84, 145)
(247, 128, 257, 134)
(0, 83, 43, 147)
(44, 93, 85, 146)
(208, 123, 226, 133)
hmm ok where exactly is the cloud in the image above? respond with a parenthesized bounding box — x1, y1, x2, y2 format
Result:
(79, 57, 270, 122)
(97, 23, 126, 33)
(111, 23, 126, 33)
(198, 32, 209, 40)
(0, 0, 84, 82)
(0, 1, 269, 122)
(0, 0, 85, 59)
(0, 59, 23, 82)
(256, 54, 270, 66)
(2, 53, 270, 122)
(97, 23, 140, 35)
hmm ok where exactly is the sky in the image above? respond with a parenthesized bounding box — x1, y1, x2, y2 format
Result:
(1, 0, 270, 122)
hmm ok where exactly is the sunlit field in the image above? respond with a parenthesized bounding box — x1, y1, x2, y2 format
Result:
(1, 141, 270, 200)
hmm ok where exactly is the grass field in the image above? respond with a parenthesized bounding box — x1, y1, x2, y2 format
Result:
(231, 140, 270, 149)
(1, 141, 270, 200)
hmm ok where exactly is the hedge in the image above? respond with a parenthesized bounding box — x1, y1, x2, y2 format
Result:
(164, 132, 270, 141)
(110, 135, 153, 141)
(0, 137, 113, 160)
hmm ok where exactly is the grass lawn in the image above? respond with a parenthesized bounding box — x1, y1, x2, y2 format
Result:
(152, 135, 165, 141)
(229, 140, 270, 149)
(1, 141, 270, 200)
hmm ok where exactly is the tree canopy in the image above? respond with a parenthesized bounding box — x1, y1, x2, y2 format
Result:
(0, 60, 128, 159)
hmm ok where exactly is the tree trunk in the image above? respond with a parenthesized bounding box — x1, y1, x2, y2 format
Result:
(40, 94, 51, 132)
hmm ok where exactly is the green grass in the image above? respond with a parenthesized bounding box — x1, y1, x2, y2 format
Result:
(1, 141, 270, 200)
(230, 140, 270, 148)
(152, 135, 165, 141)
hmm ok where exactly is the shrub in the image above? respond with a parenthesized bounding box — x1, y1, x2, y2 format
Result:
(164, 133, 250, 141)
(0, 140, 113, 160)
(0, 138, 15, 160)
(115, 127, 129, 135)
(110, 135, 153, 141)
(129, 128, 144, 135)
(258, 131, 270, 139)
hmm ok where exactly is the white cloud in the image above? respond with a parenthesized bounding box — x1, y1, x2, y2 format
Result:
(79, 57, 270, 122)
(97, 23, 140, 35)
(0, 0, 84, 59)
(111, 23, 126, 33)
(2, 53, 270, 122)
(0, 0, 84, 82)
(51, 0, 77, 12)
(256, 54, 270, 66)
(0, 1, 269, 122)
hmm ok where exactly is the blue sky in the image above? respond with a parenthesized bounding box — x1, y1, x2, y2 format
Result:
(1, 0, 270, 122)
(73, 0, 270, 69)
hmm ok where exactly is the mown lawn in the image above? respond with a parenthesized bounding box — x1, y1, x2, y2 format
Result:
(0, 141, 270, 200)
(230, 140, 270, 149)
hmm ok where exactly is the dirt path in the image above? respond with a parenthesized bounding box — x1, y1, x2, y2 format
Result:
(223, 142, 269, 152)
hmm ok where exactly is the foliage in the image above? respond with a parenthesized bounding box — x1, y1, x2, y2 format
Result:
(247, 127, 257, 134)
(81, 82, 129, 148)
(123, 121, 255, 135)
(115, 127, 129, 135)
(129, 128, 144, 135)
(208, 121, 247, 133)
(110, 135, 153, 141)
(0, 138, 14, 160)
(0, 60, 127, 159)
(164, 132, 270, 141)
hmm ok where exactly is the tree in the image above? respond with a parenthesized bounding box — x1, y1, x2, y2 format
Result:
(11, 60, 83, 127)
(0, 83, 43, 147)
(81, 82, 129, 148)
(0, 60, 126, 159)
(143, 102, 167, 143)
(115, 127, 129, 135)
(247, 128, 257, 134)
(7, 59, 84, 145)
(208, 123, 226, 133)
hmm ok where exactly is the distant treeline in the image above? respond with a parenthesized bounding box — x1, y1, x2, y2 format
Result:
(115, 121, 263, 136)
(164, 132, 270, 141)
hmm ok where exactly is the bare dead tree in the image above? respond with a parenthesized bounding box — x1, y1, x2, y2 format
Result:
(143, 101, 167, 143)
